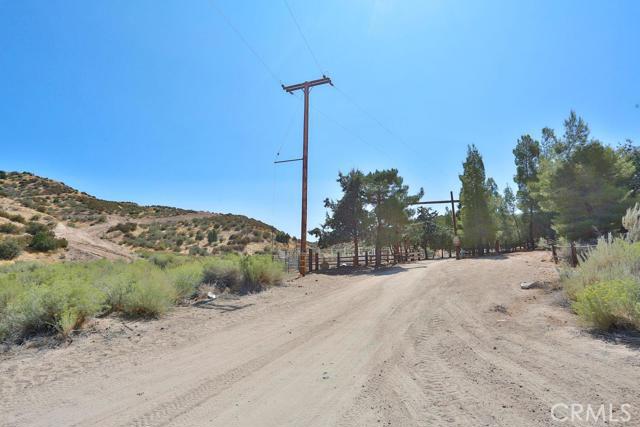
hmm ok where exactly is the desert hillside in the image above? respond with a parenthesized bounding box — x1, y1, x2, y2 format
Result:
(0, 171, 293, 261)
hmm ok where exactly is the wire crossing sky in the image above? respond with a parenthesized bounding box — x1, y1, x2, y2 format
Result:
(1, 1, 639, 237)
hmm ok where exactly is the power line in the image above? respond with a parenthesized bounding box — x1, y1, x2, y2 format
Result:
(282, 0, 325, 75)
(211, 1, 283, 86)
(211, 1, 401, 161)
(332, 83, 424, 157)
(288, 91, 388, 157)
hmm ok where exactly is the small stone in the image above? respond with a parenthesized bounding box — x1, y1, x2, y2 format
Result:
(520, 281, 540, 290)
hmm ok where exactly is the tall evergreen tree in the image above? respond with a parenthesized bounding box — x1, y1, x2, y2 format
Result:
(502, 184, 522, 245)
(618, 139, 640, 197)
(363, 169, 422, 265)
(459, 145, 495, 253)
(310, 170, 371, 264)
(414, 207, 438, 257)
(545, 141, 634, 240)
(513, 134, 541, 247)
(560, 110, 590, 157)
(533, 112, 634, 241)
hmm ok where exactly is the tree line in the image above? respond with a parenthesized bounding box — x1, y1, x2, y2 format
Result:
(313, 111, 638, 261)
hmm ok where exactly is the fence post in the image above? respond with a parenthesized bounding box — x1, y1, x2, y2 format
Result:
(308, 249, 313, 273)
(365, 251, 369, 266)
(551, 244, 558, 264)
(337, 252, 341, 268)
(385, 251, 389, 264)
(570, 242, 578, 267)
(315, 252, 319, 270)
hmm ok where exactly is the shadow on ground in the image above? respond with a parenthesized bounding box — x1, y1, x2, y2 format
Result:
(310, 264, 413, 277)
(589, 329, 640, 351)
(192, 301, 255, 312)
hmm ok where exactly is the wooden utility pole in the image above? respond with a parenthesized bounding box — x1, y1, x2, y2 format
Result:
(281, 76, 332, 275)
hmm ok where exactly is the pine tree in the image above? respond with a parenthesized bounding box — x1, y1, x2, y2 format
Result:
(533, 112, 634, 241)
(363, 169, 422, 266)
(311, 170, 371, 264)
(513, 134, 541, 247)
(414, 207, 438, 257)
(502, 185, 522, 246)
(546, 141, 634, 240)
(459, 145, 495, 253)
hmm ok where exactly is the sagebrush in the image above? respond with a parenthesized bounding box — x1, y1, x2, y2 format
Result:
(0, 254, 283, 342)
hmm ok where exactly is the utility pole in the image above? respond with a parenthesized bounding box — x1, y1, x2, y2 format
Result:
(281, 75, 332, 275)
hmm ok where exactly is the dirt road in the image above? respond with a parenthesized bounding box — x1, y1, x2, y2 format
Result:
(2, 252, 639, 426)
(54, 222, 135, 261)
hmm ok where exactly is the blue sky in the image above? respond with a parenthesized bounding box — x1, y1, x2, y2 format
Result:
(1, 1, 639, 237)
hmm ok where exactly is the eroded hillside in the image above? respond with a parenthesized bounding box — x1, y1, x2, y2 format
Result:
(0, 171, 293, 261)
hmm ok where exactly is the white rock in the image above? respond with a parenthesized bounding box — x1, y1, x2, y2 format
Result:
(520, 281, 538, 290)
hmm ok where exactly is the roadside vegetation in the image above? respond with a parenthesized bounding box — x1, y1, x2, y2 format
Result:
(562, 204, 640, 330)
(0, 253, 284, 343)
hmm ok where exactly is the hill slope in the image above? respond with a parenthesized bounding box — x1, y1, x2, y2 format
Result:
(0, 171, 292, 261)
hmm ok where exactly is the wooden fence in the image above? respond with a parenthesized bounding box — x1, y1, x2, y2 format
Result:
(550, 242, 597, 267)
(301, 248, 427, 273)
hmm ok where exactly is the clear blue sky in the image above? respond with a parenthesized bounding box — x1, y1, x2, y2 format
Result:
(1, 1, 638, 237)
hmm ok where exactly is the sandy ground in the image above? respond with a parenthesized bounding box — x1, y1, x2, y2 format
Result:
(1, 251, 639, 427)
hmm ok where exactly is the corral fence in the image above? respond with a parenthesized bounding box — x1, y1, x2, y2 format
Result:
(549, 241, 597, 267)
(273, 248, 428, 274)
(273, 239, 597, 274)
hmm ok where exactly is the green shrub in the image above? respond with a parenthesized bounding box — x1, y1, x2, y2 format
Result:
(168, 262, 204, 300)
(562, 238, 640, 300)
(97, 261, 175, 317)
(207, 229, 217, 244)
(0, 264, 105, 340)
(107, 222, 137, 234)
(240, 255, 283, 293)
(0, 239, 22, 260)
(0, 223, 21, 234)
(143, 252, 181, 269)
(202, 256, 243, 292)
(119, 268, 175, 317)
(573, 279, 640, 330)
(25, 221, 49, 235)
(188, 245, 207, 256)
(29, 230, 66, 252)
